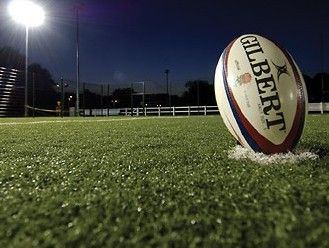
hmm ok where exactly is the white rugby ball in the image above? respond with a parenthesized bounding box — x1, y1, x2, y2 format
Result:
(215, 34, 308, 154)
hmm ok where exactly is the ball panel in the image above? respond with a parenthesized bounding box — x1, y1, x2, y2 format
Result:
(215, 45, 243, 143)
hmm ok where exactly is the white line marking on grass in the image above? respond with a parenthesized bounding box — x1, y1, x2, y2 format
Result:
(228, 145, 319, 164)
(0, 116, 189, 126)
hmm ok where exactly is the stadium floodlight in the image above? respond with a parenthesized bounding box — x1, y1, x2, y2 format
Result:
(8, 0, 45, 116)
(8, 0, 45, 27)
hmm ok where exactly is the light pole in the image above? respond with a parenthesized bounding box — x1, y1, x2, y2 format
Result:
(75, 6, 80, 116)
(320, 33, 325, 102)
(8, 0, 45, 117)
(165, 69, 171, 108)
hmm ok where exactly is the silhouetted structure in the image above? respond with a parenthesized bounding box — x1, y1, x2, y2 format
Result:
(0, 67, 24, 117)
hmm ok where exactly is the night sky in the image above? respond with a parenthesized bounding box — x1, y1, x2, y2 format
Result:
(0, 0, 328, 94)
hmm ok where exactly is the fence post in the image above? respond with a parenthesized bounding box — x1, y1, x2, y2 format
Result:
(321, 102, 324, 114)
(125, 108, 128, 116)
(188, 106, 190, 116)
(204, 106, 207, 116)
(137, 108, 139, 116)
(173, 106, 175, 116)
(144, 106, 147, 116)
(158, 106, 161, 116)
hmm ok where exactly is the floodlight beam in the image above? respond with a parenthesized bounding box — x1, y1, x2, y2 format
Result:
(8, 0, 45, 116)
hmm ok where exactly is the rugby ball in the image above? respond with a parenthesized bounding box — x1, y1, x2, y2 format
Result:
(215, 34, 308, 154)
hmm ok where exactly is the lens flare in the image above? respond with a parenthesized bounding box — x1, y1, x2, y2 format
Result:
(8, 0, 45, 27)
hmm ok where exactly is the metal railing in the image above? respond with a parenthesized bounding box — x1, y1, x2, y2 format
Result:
(308, 102, 329, 114)
(81, 103, 329, 117)
(82, 105, 219, 117)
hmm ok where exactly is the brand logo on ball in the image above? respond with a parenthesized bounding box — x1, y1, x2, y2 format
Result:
(235, 73, 252, 86)
(272, 61, 290, 82)
(240, 35, 287, 131)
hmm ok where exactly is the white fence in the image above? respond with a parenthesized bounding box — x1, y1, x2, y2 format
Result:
(82, 106, 219, 116)
(82, 103, 329, 117)
(308, 102, 329, 114)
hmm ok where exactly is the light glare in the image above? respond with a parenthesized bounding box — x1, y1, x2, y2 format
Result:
(8, 0, 45, 27)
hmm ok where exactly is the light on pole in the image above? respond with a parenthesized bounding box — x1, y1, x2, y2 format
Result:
(165, 69, 171, 108)
(8, 0, 45, 117)
(75, 4, 83, 116)
(75, 6, 80, 116)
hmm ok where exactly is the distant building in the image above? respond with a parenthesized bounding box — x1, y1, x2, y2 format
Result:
(0, 67, 24, 117)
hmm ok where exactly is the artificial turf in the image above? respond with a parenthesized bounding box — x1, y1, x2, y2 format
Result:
(0, 115, 328, 247)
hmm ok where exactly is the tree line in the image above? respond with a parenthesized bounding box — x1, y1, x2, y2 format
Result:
(0, 46, 328, 112)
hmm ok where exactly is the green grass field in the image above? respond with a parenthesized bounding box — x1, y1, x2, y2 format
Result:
(0, 115, 328, 247)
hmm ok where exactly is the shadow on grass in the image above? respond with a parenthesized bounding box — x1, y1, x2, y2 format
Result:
(298, 142, 329, 159)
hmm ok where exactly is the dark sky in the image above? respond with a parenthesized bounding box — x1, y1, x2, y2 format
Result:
(0, 0, 328, 93)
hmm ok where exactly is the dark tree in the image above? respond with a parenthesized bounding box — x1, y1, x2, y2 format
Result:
(303, 74, 317, 102)
(28, 63, 58, 111)
(83, 89, 101, 108)
(0, 47, 57, 115)
(303, 73, 329, 102)
(313, 73, 329, 102)
(144, 93, 167, 107)
(182, 80, 216, 106)
(112, 88, 133, 108)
